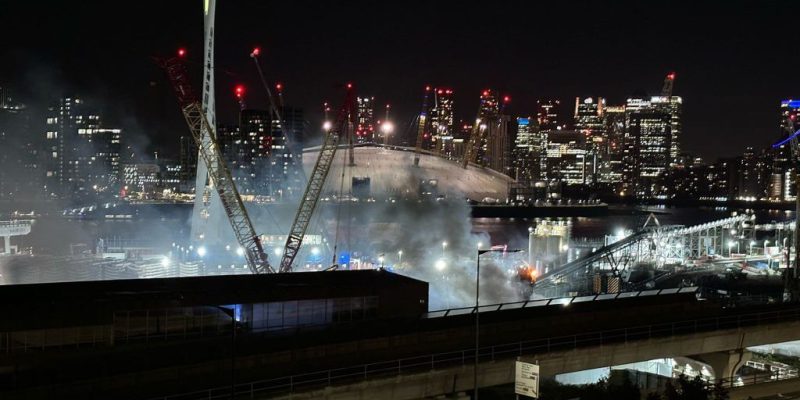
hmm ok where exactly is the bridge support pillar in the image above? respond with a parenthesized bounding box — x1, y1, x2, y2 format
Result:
(690, 349, 751, 382)
(2, 235, 9, 254)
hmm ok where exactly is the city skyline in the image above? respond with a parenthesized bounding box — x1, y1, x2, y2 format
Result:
(1, 1, 799, 160)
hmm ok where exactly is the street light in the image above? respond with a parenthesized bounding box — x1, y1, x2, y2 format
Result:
(727, 241, 735, 257)
(474, 248, 523, 400)
(442, 241, 447, 257)
(749, 240, 756, 255)
(397, 250, 403, 266)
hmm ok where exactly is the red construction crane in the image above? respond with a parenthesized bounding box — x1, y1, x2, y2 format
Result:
(157, 50, 273, 274)
(279, 85, 357, 272)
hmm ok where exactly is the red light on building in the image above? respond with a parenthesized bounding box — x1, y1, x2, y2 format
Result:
(346, 83, 353, 89)
(177, 48, 187, 57)
(667, 72, 676, 80)
(482, 90, 489, 97)
(234, 85, 246, 98)
(251, 47, 261, 57)
(425, 85, 431, 91)
(503, 95, 511, 103)
(276, 83, 283, 91)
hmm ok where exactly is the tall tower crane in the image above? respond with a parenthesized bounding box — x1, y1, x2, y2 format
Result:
(158, 51, 273, 274)
(279, 85, 356, 272)
(413, 86, 432, 166)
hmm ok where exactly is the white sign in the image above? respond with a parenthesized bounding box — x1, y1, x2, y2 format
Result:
(515, 361, 539, 398)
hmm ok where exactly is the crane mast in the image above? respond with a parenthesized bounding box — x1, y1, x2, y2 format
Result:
(279, 85, 356, 272)
(413, 86, 432, 166)
(159, 54, 273, 274)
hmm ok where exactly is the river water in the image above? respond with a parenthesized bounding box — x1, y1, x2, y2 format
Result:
(10, 204, 795, 257)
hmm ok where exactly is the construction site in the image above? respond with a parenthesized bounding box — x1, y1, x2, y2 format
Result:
(1, 1, 799, 312)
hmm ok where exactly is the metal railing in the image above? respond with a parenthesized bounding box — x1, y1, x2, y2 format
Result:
(715, 368, 799, 388)
(151, 306, 800, 400)
(424, 286, 699, 318)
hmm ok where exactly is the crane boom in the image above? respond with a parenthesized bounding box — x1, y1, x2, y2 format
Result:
(159, 54, 273, 274)
(279, 86, 356, 272)
(413, 86, 432, 166)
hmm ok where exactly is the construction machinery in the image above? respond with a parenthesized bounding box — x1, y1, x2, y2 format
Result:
(413, 86, 432, 166)
(279, 85, 356, 272)
(249, 47, 306, 181)
(159, 51, 273, 274)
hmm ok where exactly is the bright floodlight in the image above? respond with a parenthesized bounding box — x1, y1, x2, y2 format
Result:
(274, 248, 282, 256)
(236, 247, 245, 256)
(381, 121, 394, 134)
(435, 259, 447, 271)
(562, 244, 569, 252)
(197, 246, 207, 257)
(728, 241, 735, 248)
(323, 121, 332, 131)
(311, 247, 320, 256)
(616, 228, 626, 238)
(161, 257, 170, 268)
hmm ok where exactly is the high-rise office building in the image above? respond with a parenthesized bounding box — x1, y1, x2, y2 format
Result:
(545, 130, 587, 185)
(430, 88, 454, 154)
(0, 88, 37, 200)
(574, 97, 606, 184)
(622, 96, 681, 197)
(601, 105, 626, 188)
(268, 106, 305, 199)
(512, 116, 546, 183)
(771, 99, 800, 200)
(652, 96, 682, 162)
(536, 100, 560, 130)
(45, 97, 121, 198)
(179, 135, 198, 193)
(356, 96, 375, 143)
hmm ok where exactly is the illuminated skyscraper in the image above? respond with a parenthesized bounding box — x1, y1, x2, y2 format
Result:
(536, 100, 560, 130)
(574, 97, 606, 184)
(771, 99, 800, 200)
(430, 88, 454, 154)
(0, 88, 37, 200)
(356, 96, 375, 143)
(512, 116, 546, 183)
(622, 96, 681, 196)
(45, 97, 120, 198)
(545, 130, 587, 185)
(601, 105, 626, 187)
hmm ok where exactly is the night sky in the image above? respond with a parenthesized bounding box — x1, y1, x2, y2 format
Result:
(1, 0, 798, 161)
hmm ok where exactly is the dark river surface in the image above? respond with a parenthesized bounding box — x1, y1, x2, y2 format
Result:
(10, 204, 794, 257)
